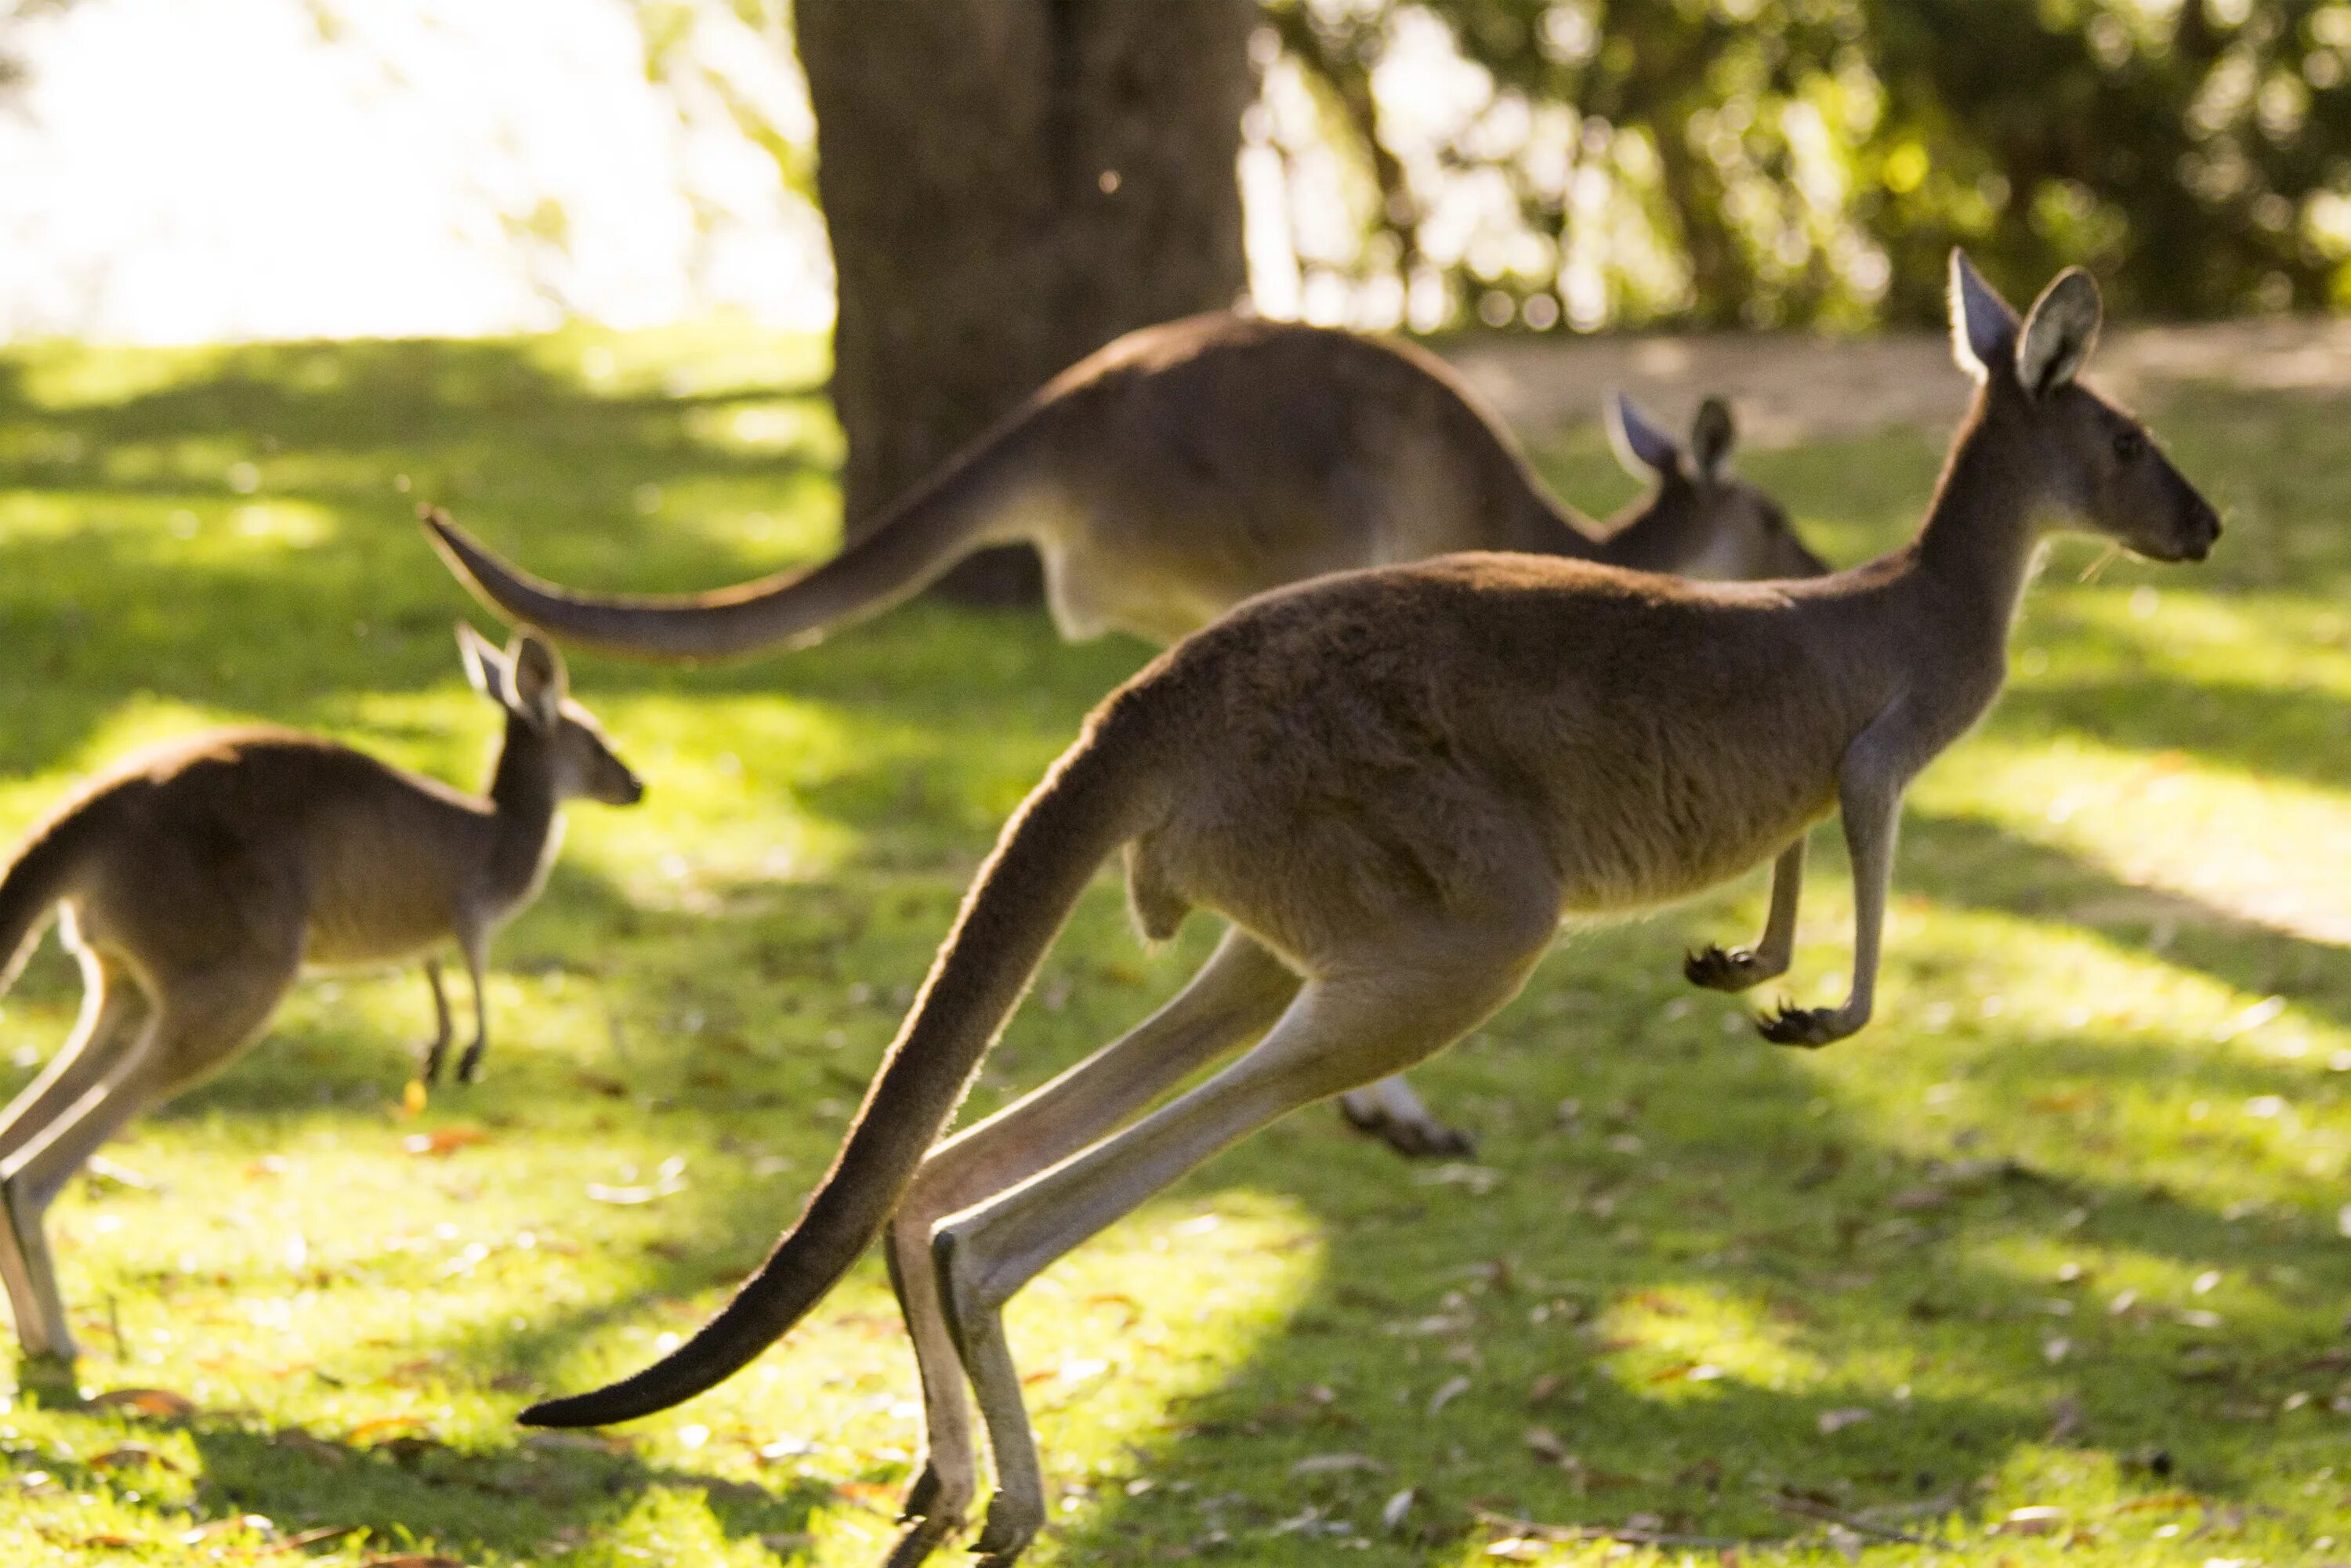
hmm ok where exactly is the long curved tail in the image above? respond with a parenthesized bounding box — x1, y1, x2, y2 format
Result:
(520, 717, 1160, 1426)
(421, 411, 1052, 662)
(0, 808, 90, 998)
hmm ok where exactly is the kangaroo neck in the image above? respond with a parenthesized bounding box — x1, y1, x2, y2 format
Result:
(1591, 483, 1697, 574)
(484, 719, 562, 907)
(1907, 393, 2046, 646)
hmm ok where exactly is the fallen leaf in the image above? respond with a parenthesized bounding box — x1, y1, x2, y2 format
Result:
(89, 1443, 175, 1470)
(347, 1412, 426, 1443)
(584, 1173, 687, 1204)
(89, 1387, 197, 1419)
(1989, 1505, 2065, 1536)
(1817, 1407, 1874, 1434)
(1526, 1373, 1567, 1404)
(1888, 1186, 1950, 1211)
(2105, 1493, 2201, 1515)
(1291, 1452, 1386, 1477)
(402, 1127, 489, 1157)
(362, 1556, 469, 1568)
(1525, 1426, 1568, 1465)
(573, 1071, 629, 1098)
(1381, 1487, 1417, 1531)
(1428, 1374, 1472, 1414)
(180, 1515, 276, 1544)
(399, 1080, 428, 1118)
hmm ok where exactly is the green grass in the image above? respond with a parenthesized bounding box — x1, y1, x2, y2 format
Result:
(0, 321, 2346, 1566)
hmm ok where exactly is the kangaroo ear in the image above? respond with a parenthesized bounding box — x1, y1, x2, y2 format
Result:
(2015, 267, 2102, 398)
(1948, 248, 2020, 383)
(505, 631, 567, 731)
(455, 622, 509, 701)
(1608, 392, 1683, 480)
(1689, 396, 1735, 483)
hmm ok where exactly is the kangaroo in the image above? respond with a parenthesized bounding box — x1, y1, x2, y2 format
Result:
(0, 626, 642, 1360)
(513, 255, 2217, 1567)
(423, 314, 1830, 1161)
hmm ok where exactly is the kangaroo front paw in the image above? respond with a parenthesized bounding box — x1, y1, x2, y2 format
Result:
(1335, 1096, 1475, 1161)
(418, 1041, 447, 1085)
(455, 1041, 486, 1085)
(1754, 1002, 1855, 1049)
(1684, 943, 1778, 992)
(968, 1490, 1043, 1566)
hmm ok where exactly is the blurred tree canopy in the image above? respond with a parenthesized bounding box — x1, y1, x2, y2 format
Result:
(1265, 0, 2351, 329)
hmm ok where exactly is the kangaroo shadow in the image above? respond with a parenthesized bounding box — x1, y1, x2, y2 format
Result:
(14, 1390, 835, 1563)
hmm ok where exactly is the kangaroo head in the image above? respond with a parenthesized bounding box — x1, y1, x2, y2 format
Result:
(1608, 391, 1829, 580)
(1949, 250, 2221, 563)
(457, 624, 646, 807)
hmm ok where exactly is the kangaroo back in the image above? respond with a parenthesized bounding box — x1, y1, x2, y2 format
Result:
(521, 714, 1160, 1425)
(424, 402, 1058, 661)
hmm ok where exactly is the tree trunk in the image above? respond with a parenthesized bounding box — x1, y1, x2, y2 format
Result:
(795, 0, 1255, 603)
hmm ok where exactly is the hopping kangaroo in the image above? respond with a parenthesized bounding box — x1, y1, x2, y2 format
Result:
(517, 255, 2219, 1566)
(0, 626, 641, 1360)
(425, 313, 1830, 1159)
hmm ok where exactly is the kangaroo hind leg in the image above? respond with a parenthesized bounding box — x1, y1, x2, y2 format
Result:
(880, 929, 1299, 1566)
(0, 945, 147, 1168)
(0, 959, 291, 1362)
(933, 930, 1549, 1566)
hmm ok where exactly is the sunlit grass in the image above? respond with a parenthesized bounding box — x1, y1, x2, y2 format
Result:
(0, 336, 2343, 1564)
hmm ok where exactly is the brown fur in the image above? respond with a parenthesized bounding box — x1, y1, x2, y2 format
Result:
(0, 628, 641, 1361)
(520, 259, 2219, 1568)
(421, 313, 1825, 660)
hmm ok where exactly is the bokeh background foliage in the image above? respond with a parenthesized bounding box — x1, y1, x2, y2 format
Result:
(1260, 0, 2351, 330)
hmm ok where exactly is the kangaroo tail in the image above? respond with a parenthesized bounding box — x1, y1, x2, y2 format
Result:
(0, 806, 92, 998)
(520, 712, 1161, 1426)
(420, 407, 1053, 662)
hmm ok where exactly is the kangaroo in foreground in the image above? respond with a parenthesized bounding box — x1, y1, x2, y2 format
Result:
(516, 255, 2217, 1567)
(0, 627, 641, 1360)
(425, 314, 1829, 1160)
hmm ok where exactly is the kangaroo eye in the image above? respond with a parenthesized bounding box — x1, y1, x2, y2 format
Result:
(2113, 429, 2145, 462)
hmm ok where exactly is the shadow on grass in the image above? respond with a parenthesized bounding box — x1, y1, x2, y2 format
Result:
(16, 1385, 835, 1562)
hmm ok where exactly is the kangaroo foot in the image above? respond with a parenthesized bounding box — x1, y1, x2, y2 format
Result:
(878, 1509, 962, 1568)
(1683, 943, 1781, 993)
(1754, 1002, 1857, 1049)
(966, 1487, 1043, 1567)
(1335, 1095, 1475, 1160)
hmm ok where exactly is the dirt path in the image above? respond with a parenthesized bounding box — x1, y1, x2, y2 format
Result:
(1443, 317, 2351, 447)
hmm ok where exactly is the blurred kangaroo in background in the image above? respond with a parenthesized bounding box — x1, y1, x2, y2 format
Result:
(0, 626, 642, 1360)
(514, 255, 2219, 1568)
(424, 313, 1831, 1159)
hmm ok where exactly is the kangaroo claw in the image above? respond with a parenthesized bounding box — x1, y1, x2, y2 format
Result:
(1684, 943, 1770, 992)
(966, 1490, 1041, 1566)
(1754, 1001, 1851, 1048)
